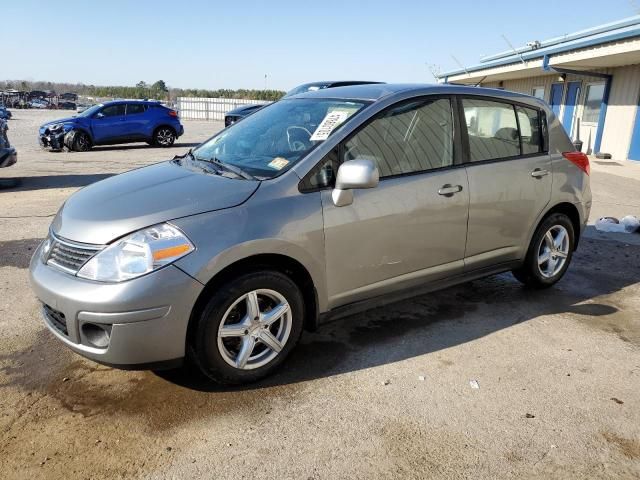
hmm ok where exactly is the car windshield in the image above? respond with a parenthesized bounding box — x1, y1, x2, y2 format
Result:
(191, 98, 367, 179)
(77, 104, 102, 117)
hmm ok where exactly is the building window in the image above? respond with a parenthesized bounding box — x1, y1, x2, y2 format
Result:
(531, 87, 545, 100)
(582, 83, 605, 123)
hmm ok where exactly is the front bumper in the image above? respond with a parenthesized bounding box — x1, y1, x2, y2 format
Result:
(29, 244, 204, 367)
(38, 130, 66, 151)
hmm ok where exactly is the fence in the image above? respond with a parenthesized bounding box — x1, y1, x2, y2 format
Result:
(176, 97, 270, 121)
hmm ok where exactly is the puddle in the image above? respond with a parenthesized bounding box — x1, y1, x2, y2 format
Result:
(0, 238, 42, 269)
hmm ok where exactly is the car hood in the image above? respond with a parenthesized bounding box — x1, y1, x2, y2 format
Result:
(41, 116, 78, 127)
(51, 160, 260, 244)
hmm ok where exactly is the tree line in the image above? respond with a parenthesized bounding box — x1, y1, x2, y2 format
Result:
(0, 79, 286, 101)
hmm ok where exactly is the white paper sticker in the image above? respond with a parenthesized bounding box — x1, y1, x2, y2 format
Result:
(309, 111, 350, 141)
(268, 157, 290, 170)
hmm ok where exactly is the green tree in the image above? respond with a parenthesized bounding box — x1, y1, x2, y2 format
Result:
(151, 80, 168, 92)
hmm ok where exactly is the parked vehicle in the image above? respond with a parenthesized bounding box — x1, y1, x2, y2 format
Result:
(57, 101, 77, 110)
(38, 100, 184, 151)
(30, 84, 591, 384)
(0, 118, 17, 171)
(224, 80, 384, 127)
(0, 105, 11, 120)
(29, 99, 49, 109)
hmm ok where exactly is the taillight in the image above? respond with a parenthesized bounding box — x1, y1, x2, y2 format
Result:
(168, 110, 178, 117)
(562, 151, 590, 175)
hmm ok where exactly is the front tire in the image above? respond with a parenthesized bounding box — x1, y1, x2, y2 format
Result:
(191, 270, 305, 385)
(512, 213, 575, 288)
(65, 130, 91, 152)
(153, 127, 176, 147)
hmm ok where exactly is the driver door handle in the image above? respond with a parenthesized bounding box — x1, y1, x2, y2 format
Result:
(438, 184, 463, 196)
(531, 168, 549, 178)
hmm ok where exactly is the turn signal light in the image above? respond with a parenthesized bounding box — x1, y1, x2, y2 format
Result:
(152, 244, 191, 261)
(168, 110, 178, 117)
(562, 151, 590, 176)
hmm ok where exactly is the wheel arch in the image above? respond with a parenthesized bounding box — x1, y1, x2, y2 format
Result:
(186, 253, 320, 351)
(538, 202, 582, 250)
(70, 126, 94, 144)
(153, 124, 177, 137)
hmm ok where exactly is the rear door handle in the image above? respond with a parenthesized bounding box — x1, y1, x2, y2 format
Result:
(531, 168, 549, 178)
(438, 184, 463, 196)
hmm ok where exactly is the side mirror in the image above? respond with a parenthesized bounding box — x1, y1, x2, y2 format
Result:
(94, 112, 104, 119)
(332, 158, 379, 207)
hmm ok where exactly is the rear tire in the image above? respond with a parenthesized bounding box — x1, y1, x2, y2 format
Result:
(153, 127, 176, 147)
(512, 213, 575, 288)
(190, 270, 305, 385)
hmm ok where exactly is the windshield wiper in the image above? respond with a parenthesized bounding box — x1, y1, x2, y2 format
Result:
(181, 150, 257, 180)
(179, 149, 221, 175)
(208, 157, 256, 180)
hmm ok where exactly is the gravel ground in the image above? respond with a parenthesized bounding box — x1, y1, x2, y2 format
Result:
(1, 110, 639, 479)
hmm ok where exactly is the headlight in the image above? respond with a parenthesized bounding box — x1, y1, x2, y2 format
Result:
(77, 223, 194, 282)
(48, 123, 72, 132)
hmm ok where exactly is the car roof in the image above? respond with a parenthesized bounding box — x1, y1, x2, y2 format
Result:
(290, 83, 547, 107)
(300, 80, 383, 87)
(102, 99, 160, 105)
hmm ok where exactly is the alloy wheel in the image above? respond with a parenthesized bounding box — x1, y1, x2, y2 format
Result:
(156, 128, 174, 146)
(537, 225, 570, 278)
(77, 134, 89, 151)
(217, 289, 292, 370)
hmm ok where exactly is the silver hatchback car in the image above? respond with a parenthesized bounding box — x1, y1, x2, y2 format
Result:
(30, 84, 591, 384)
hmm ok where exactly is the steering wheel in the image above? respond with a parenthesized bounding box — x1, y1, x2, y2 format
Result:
(287, 126, 312, 152)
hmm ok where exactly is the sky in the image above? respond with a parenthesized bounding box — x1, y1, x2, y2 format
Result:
(4, 0, 640, 91)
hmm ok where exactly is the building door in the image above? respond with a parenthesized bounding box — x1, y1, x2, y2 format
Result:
(549, 83, 564, 118)
(562, 81, 581, 138)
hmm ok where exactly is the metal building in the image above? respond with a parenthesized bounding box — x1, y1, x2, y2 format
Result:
(437, 16, 640, 161)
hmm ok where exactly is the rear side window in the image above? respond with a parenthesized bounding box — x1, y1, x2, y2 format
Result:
(463, 98, 519, 161)
(343, 98, 454, 178)
(516, 106, 542, 154)
(126, 104, 146, 115)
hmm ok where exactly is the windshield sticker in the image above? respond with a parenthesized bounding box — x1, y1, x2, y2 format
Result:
(268, 157, 290, 170)
(309, 110, 350, 141)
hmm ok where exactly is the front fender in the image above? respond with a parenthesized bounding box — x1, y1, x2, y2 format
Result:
(172, 192, 328, 312)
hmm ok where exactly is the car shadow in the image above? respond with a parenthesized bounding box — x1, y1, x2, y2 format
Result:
(157, 234, 640, 392)
(90, 142, 200, 152)
(9, 173, 113, 191)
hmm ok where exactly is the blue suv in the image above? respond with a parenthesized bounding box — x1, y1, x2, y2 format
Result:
(39, 100, 184, 151)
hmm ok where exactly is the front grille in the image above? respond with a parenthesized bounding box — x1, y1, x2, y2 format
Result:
(45, 234, 103, 274)
(43, 304, 68, 336)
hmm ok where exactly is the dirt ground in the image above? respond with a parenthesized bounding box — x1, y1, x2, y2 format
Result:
(1, 109, 639, 479)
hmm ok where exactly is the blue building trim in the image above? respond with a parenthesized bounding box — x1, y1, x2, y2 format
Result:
(594, 77, 612, 154)
(438, 16, 640, 79)
(628, 102, 640, 161)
